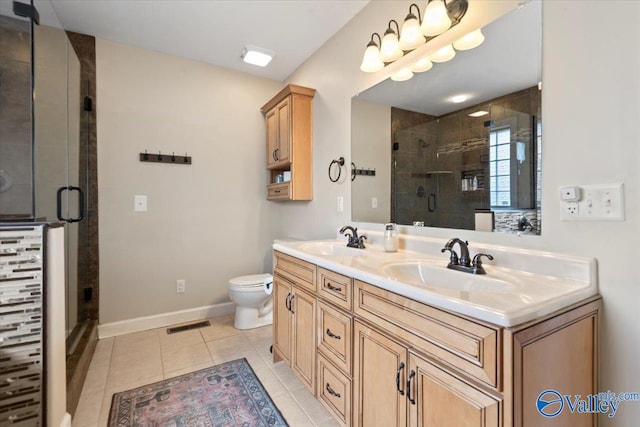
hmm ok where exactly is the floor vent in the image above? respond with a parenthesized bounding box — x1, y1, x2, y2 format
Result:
(167, 320, 211, 335)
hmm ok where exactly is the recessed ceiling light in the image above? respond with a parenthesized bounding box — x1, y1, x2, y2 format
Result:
(468, 110, 489, 117)
(241, 45, 275, 67)
(451, 95, 468, 103)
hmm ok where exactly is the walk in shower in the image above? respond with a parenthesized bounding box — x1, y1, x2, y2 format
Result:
(392, 87, 541, 233)
(0, 0, 98, 414)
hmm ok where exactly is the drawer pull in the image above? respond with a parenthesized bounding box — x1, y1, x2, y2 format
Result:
(326, 383, 341, 398)
(326, 329, 341, 340)
(396, 362, 405, 396)
(406, 369, 416, 405)
(274, 190, 281, 194)
(326, 282, 342, 292)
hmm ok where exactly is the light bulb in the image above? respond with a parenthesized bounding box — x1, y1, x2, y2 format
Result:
(453, 29, 485, 51)
(411, 56, 433, 73)
(380, 29, 403, 62)
(430, 44, 456, 63)
(391, 68, 414, 82)
(421, 0, 452, 36)
(399, 14, 425, 51)
(360, 42, 384, 73)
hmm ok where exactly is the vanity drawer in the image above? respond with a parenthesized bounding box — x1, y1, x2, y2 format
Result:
(274, 251, 316, 293)
(317, 301, 352, 375)
(354, 280, 501, 388)
(267, 182, 290, 200)
(317, 267, 352, 311)
(317, 354, 352, 427)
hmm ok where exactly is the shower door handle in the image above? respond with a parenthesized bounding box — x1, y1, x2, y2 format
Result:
(57, 186, 85, 223)
(428, 193, 436, 212)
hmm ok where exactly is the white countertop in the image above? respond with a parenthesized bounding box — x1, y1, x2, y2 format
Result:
(272, 237, 598, 327)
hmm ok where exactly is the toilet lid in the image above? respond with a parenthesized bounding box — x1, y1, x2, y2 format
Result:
(229, 273, 272, 287)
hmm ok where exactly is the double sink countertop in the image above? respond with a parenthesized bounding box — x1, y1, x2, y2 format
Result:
(273, 233, 598, 328)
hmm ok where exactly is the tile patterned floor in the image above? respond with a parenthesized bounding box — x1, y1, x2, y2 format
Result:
(72, 314, 338, 427)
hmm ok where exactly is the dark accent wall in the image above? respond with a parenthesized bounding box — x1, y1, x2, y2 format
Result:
(66, 31, 99, 323)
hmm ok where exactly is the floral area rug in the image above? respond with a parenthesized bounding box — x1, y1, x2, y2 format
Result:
(108, 358, 288, 426)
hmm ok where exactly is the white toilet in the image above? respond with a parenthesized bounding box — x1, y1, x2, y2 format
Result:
(227, 273, 273, 330)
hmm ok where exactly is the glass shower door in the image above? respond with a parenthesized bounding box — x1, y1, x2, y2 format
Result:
(33, 16, 87, 344)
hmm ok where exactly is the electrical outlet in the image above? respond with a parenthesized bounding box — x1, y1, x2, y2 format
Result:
(176, 279, 185, 293)
(565, 202, 578, 215)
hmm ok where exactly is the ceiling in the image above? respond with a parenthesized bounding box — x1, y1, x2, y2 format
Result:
(357, 1, 541, 116)
(49, 0, 369, 81)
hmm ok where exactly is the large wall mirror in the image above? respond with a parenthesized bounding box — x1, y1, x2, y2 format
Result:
(351, 1, 541, 235)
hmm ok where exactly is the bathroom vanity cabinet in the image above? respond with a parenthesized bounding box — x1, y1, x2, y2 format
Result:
(262, 84, 315, 201)
(272, 250, 601, 427)
(273, 252, 317, 393)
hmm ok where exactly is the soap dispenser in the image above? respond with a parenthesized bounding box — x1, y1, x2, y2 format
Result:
(383, 223, 399, 252)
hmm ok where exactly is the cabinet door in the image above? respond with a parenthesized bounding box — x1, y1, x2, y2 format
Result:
(273, 276, 292, 364)
(276, 97, 290, 164)
(408, 352, 500, 427)
(353, 321, 408, 427)
(266, 108, 279, 168)
(291, 287, 316, 393)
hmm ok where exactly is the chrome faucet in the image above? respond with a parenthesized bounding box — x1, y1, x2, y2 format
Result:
(340, 225, 367, 249)
(441, 238, 493, 275)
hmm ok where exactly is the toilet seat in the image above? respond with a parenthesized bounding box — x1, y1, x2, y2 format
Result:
(228, 273, 272, 290)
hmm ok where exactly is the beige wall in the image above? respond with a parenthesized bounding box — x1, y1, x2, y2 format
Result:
(284, 1, 639, 425)
(351, 98, 390, 223)
(96, 39, 282, 323)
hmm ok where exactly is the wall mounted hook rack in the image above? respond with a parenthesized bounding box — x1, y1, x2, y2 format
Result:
(139, 151, 192, 165)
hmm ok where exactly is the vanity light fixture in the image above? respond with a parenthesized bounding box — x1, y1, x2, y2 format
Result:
(359, 0, 471, 75)
(241, 45, 274, 67)
(380, 20, 404, 62)
(468, 110, 489, 117)
(451, 94, 468, 103)
(411, 55, 433, 73)
(430, 43, 456, 63)
(391, 67, 414, 81)
(421, 0, 452, 36)
(453, 28, 485, 50)
(399, 4, 426, 51)
(360, 33, 384, 72)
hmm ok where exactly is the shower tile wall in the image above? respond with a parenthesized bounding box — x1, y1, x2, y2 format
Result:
(392, 87, 541, 232)
(0, 16, 32, 217)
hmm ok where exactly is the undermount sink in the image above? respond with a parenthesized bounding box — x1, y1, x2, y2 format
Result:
(298, 241, 365, 256)
(381, 261, 515, 292)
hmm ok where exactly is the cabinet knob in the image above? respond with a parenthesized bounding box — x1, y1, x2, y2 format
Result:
(326, 329, 341, 340)
(396, 362, 405, 396)
(326, 382, 341, 398)
(326, 282, 342, 292)
(406, 370, 416, 405)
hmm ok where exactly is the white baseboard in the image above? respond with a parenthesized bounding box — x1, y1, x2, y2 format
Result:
(60, 413, 72, 427)
(98, 302, 236, 339)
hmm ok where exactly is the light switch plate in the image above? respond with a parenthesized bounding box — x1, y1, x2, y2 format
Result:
(560, 183, 624, 221)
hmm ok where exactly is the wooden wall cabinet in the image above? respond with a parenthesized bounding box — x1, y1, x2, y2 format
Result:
(272, 251, 601, 427)
(262, 84, 315, 201)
